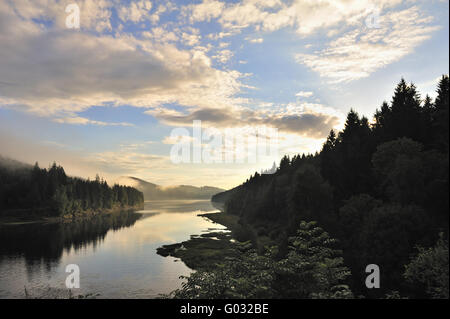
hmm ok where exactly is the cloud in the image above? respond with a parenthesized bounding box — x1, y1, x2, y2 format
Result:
(2, 1, 435, 151)
(81, 0, 114, 32)
(118, 0, 152, 23)
(296, 6, 439, 83)
(145, 107, 236, 127)
(0, 1, 245, 120)
(185, 0, 225, 23)
(4, 0, 114, 33)
(295, 91, 314, 98)
(188, 0, 403, 35)
(146, 103, 342, 139)
(207, 30, 241, 40)
(247, 38, 264, 43)
(162, 135, 197, 145)
(265, 113, 339, 138)
(53, 116, 134, 127)
(212, 49, 234, 63)
(180, 28, 202, 46)
(142, 27, 178, 42)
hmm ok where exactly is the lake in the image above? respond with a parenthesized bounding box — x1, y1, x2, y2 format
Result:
(0, 200, 226, 299)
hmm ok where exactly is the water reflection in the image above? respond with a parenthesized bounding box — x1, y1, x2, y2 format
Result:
(142, 199, 218, 213)
(0, 211, 142, 268)
(0, 200, 223, 298)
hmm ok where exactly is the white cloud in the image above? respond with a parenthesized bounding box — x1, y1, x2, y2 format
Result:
(142, 27, 178, 42)
(81, 0, 113, 32)
(180, 31, 202, 46)
(148, 3, 176, 24)
(248, 38, 264, 43)
(188, 0, 403, 35)
(118, 0, 152, 23)
(53, 116, 134, 127)
(207, 30, 241, 40)
(212, 49, 234, 63)
(296, 6, 440, 83)
(0, 1, 245, 121)
(5, 0, 114, 32)
(162, 135, 196, 145)
(146, 102, 343, 139)
(295, 91, 313, 98)
(1, 0, 440, 140)
(186, 0, 225, 23)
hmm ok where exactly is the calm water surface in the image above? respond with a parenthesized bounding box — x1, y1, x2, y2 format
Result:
(0, 200, 225, 298)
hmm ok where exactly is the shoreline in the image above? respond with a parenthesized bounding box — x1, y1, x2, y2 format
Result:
(156, 208, 243, 270)
(155, 200, 274, 271)
(0, 204, 144, 226)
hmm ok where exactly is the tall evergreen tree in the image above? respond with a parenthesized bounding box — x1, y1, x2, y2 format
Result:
(433, 75, 449, 151)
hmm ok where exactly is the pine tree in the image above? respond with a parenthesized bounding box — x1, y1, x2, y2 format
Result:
(433, 75, 449, 151)
(279, 155, 290, 171)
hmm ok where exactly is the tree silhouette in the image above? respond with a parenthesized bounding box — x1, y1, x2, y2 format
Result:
(212, 75, 449, 298)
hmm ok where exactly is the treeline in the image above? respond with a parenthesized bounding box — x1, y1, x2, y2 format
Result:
(214, 75, 449, 298)
(0, 161, 144, 217)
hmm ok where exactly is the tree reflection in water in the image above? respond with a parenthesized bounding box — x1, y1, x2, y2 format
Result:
(0, 211, 142, 276)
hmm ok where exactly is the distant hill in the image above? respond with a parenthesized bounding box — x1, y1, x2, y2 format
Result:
(115, 176, 224, 200)
(0, 156, 32, 171)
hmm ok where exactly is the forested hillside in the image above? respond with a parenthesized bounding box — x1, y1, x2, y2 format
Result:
(212, 75, 449, 298)
(0, 160, 144, 218)
(117, 176, 224, 200)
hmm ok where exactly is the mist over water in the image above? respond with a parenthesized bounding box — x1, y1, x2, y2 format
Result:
(0, 200, 224, 299)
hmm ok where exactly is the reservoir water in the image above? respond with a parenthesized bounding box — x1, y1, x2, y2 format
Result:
(0, 200, 225, 298)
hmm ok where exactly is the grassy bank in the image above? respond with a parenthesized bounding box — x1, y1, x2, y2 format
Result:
(157, 231, 240, 270)
(201, 212, 275, 251)
(157, 211, 261, 270)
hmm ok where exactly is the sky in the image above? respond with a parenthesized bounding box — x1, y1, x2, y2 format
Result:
(0, 0, 449, 189)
